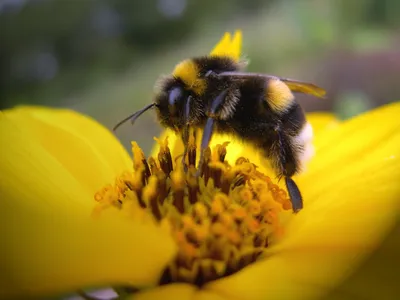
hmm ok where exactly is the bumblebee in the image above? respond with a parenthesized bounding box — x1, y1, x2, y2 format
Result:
(114, 34, 326, 213)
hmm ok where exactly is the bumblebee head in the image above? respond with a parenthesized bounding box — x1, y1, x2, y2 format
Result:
(154, 56, 242, 131)
(153, 58, 206, 131)
(112, 71, 194, 133)
(153, 75, 193, 131)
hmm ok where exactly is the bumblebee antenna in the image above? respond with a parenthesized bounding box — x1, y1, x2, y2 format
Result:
(113, 103, 156, 132)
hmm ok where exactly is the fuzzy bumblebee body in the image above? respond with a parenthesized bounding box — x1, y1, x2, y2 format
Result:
(114, 36, 326, 213)
(208, 75, 314, 178)
(155, 56, 317, 178)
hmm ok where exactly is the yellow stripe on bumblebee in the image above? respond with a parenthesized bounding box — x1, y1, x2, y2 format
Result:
(266, 78, 295, 113)
(172, 59, 206, 95)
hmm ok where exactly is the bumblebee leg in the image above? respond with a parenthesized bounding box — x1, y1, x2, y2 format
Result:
(196, 117, 214, 176)
(285, 177, 303, 213)
(274, 125, 303, 213)
(196, 90, 228, 176)
(181, 96, 193, 172)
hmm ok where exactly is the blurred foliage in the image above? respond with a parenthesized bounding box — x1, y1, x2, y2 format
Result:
(0, 0, 269, 107)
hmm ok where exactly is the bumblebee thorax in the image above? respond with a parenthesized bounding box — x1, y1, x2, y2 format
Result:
(172, 59, 206, 95)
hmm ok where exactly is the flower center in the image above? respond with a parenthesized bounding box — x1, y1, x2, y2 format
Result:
(93, 137, 292, 287)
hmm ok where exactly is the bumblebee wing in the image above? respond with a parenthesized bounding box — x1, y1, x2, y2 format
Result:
(218, 72, 327, 99)
(278, 78, 326, 99)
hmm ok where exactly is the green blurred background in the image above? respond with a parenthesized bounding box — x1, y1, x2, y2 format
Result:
(1, 0, 399, 153)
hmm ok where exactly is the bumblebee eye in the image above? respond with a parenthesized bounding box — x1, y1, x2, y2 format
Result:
(169, 87, 182, 106)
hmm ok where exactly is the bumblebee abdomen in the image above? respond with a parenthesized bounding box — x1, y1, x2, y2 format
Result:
(216, 85, 313, 177)
(274, 102, 314, 176)
(265, 78, 296, 113)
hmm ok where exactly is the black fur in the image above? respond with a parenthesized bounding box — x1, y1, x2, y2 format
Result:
(193, 56, 240, 76)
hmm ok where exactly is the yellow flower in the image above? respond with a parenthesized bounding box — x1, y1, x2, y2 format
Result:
(0, 107, 176, 298)
(1, 32, 400, 300)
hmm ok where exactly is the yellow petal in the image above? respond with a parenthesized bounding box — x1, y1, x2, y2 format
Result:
(209, 30, 242, 62)
(311, 102, 399, 158)
(306, 112, 340, 135)
(229, 30, 242, 62)
(301, 102, 400, 193)
(205, 103, 400, 300)
(4, 106, 132, 194)
(324, 219, 400, 300)
(209, 32, 231, 56)
(0, 113, 176, 298)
